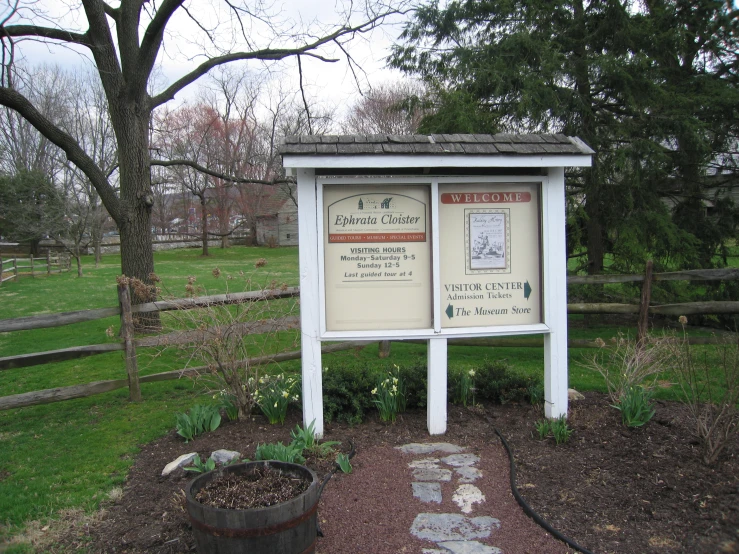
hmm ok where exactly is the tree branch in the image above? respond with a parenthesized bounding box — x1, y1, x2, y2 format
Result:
(137, 0, 185, 88)
(0, 86, 121, 222)
(296, 55, 313, 134)
(0, 25, 89, 46)
(152, 158, 294, 186)
(150, 10, 396, 107)
(101, 1, 119, 20)
(80, 0, 123, 95)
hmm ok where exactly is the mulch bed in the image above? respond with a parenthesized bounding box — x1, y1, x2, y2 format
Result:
(52, 392, 738, 553)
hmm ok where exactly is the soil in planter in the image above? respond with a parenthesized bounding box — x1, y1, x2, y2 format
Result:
(194, 467, 310, 510)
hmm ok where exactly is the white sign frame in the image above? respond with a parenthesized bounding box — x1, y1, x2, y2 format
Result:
(290, 163, 580, 437)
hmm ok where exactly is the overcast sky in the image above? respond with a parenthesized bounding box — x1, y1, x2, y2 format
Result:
(10, 0, 412, 120)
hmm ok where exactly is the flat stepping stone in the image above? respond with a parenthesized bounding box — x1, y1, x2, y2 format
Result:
(413, 482, 442, 503)
(397, 442, 465, 455)
(455, 466, 483, 483)
(409, 458, 441, 469)
(453, 484, 486, 514)
(422, 550, 449, 554)
(209, 449, 241, 464)
(410, 513, 500, 542)
(441, 453, 480, 467)
(413, 468, 453, 482)
(437, 541, 503, 554)
(161, 452, 197, 476)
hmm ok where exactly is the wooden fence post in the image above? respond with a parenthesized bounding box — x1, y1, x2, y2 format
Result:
(637, 260, 654, 342)
(378, 340, 391, 358)
(118, 283, 142, 402)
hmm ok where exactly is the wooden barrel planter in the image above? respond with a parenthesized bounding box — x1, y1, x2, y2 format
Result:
(186, 461, 319, 554)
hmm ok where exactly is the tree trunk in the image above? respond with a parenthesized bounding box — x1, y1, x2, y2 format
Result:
(112, 101, 159, 331)
(75, 251, 83, 277)
(200, 195, 209, 256)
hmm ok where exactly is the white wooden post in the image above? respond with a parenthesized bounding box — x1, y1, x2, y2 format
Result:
(296, 168, 324, 438)
(427, 337, 447, 434)
(542, 167, 569, 419)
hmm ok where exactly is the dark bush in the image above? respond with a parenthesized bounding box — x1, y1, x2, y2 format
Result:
(321, 362, 376, 425)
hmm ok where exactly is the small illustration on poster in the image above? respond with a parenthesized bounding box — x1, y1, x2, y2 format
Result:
(465, 208, 511, 273)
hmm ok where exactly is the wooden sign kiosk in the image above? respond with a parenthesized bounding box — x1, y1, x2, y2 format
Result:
(281, 134, 593, 436)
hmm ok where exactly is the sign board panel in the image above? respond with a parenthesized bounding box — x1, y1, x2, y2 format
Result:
(438, 183, 542, 328)
(323, 185, 432, 331)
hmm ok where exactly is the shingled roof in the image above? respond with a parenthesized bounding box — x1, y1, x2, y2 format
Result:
(280, 134, 594, 157)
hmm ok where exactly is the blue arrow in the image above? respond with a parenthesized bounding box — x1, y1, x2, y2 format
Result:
(524, 280, 532, 300)
(445, 304, 454, 318)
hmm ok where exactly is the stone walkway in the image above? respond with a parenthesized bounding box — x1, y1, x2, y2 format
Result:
(397, 442, 503, 554)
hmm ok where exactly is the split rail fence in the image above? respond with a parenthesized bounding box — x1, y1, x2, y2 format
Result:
(0, 253, 71, 285)
(0, 264, 737, 411)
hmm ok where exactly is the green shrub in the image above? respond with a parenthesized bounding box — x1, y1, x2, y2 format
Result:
(175, 403, 222, 442)
(401, 363, 428, 409)
(322, 362, 427, 424)
(472, 360, 537, 404)
(321, 362, 376, 425)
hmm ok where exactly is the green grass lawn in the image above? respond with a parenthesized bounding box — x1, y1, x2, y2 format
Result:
(0, 245, 732, 551)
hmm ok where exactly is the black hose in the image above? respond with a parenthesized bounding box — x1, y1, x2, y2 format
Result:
(316, 439, 356, 537)
(494, 428, 597, 554)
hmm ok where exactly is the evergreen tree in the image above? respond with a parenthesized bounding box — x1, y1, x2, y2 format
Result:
(0, 171, 65, 255)
(391, 0, 738, 274)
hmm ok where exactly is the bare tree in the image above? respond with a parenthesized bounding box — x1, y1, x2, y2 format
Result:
(0, 0, 405, 319)
(341, 80, 426, 135)
(61, 69, 118, 266)
(0, 64, 67, 179)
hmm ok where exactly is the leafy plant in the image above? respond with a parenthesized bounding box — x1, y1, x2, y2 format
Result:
(672, 317, 739, 465)
(290, 421, 340, 457)
(255, 373, 300, 425)
(336, 453, 352, 474)
(613, 385, 656, 427)
(453, 368, 477, 407)
(254, 442, 306, 464)
(184, 454, 216, 473)
(214, 391, 239, 421)
(534, 419, 552, 440)
(551, 416, 573, 445)
(371, 366, 406, 422)
(175, 404, 221, 442)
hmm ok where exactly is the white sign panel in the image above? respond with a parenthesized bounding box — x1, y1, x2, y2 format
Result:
(438, 183, 542, 328)
(323, 185, 432, 331)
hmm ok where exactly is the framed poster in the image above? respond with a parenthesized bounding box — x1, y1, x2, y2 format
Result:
(439, 183, 542, 328)
(323, 185, 432, 331)
(465, 209, 511, 273)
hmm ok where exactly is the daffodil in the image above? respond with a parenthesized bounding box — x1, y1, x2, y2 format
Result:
(282, 391, 289, 398)
(371, 387, 377, 395)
